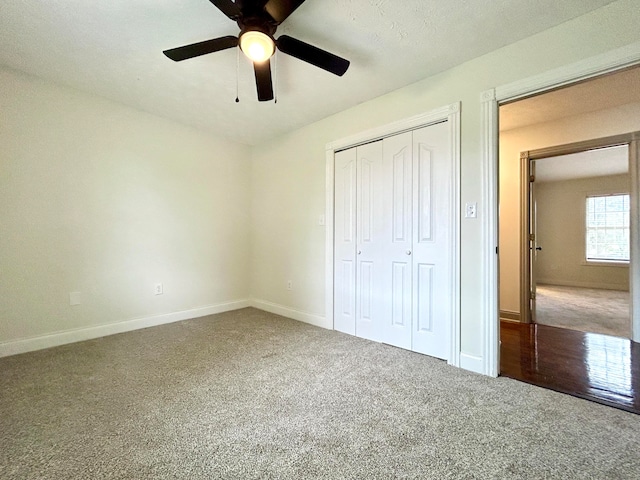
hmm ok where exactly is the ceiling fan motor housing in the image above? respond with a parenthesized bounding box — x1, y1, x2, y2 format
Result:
(238, 16, 277, 39)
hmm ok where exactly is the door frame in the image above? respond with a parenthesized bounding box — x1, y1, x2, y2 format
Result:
(481, 41, 640, 377)
(519, 135, 639, 325)
(325, 102, 461, 366)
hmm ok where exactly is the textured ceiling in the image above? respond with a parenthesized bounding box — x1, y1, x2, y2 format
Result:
(500, 65, 640, 132)
(0, 0, 617, 145)
(536, 145, 629, 183)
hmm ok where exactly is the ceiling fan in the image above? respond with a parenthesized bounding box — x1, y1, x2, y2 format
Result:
(163, 0, 350, 102)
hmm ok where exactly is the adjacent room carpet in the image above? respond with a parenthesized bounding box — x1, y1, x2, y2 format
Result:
(535, 284, 630, 338)
(1, 308, 639, 479)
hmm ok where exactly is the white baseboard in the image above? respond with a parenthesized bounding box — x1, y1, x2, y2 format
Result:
(251, 300, 488, 377)
(460, 352, 484, 375)
(500, 318, 521, 324)
(499, 309, 520, 322)
(250, 299, 328, 329)
(1, 298, 474, 374)
(0, 299, 251, 358)
(537, 279, 629, 291)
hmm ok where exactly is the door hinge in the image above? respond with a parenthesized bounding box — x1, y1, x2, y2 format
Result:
(530, 291, 536, 300)
(530, 174, 535, 182)
(529, 234, 535, 241)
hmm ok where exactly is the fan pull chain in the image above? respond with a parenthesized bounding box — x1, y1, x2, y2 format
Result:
(274, 49, 278, 104)
(235, 46, 240, 103)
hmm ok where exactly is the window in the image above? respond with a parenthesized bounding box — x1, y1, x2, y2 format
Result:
(585, 193, 630, 263)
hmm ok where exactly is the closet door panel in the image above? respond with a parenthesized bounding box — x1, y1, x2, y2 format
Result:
(380, 132, 413, 350)
(416, 263, 434, 333)
(356, 140, 384, 341)
(412, 121, 452, 360)
(334, 148, 357, 335)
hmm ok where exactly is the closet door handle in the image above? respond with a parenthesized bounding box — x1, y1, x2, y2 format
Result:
(357, 250, 362, 255)
(406, 250, 412, 255)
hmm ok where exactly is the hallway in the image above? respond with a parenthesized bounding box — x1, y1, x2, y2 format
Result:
(500, 320, 639, 414)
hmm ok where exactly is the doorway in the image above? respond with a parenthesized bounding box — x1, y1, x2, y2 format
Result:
(520, 139, 635, 339)
(493, 64, 640, 412)
(498, 66, 640, 339)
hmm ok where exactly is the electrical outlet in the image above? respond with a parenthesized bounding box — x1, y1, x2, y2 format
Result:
(154, 283, 163, 295)
(287, 280, 292, 291)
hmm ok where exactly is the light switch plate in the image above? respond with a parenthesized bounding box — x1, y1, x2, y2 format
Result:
(465, 202, 477, 218)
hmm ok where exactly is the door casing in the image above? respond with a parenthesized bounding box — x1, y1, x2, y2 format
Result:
(481, 42, 640, 377)
(519, 135, 640, 326)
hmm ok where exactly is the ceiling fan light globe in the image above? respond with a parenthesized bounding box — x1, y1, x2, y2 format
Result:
(240, 31, 275, 62)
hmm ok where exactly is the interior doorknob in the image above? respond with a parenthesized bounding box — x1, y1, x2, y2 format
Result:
(406, 250, 412, 255)
(535, 246, 542, 251)
(357, 250, 362, 255)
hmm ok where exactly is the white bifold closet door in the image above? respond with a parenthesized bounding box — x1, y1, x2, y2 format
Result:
(334, 120, 452, 361)
(334, 147, 358, 336)
(411, 122, 452, 360)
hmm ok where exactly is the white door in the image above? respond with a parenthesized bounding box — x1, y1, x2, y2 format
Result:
(380, 132, 414, 350)
(333, 148, 357, 335)
(356, 140, 384, 341)
(411, 121, 451, 360)
(333, 121, 454, 362)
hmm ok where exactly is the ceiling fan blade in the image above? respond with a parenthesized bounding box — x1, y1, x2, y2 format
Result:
(254, 60, 274, 102)
(277, 35, 350, 76)
(264, 0, 306, 24)
(208, 0, 242, 19)
(163, 36, 238, 62)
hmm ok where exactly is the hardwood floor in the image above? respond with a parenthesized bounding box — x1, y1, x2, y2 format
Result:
(500, 321, 640, 414)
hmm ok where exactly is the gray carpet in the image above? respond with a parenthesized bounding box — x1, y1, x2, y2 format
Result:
(536, 284, 630, 338)
(1, 308, 639, 479)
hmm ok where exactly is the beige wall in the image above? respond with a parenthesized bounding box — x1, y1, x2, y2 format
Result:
(536, 174, 630, 291)
(0, 68, 251, 344)
(251, 0, 640, 357)
(499, 101, 640, 314)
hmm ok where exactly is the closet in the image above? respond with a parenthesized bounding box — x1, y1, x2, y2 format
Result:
(333, 120, 453, 360)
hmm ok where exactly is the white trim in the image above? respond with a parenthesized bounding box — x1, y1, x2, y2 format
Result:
(581, 261, 630, 268)
(481, 88, 499, 378)
(449, 105, 462, 369)
(325, 103, 462, 366)
(0, 299, 251, 358)
(482, 41, 640, 377)
(326, 104, 457, 152)
(251, 299, 328, 329)
(500, 318, 521, 324)
(500, 309, 521, 322)
(460, 353, 484, 375)
(495, 41, 640, 102)
(325, 148, 335, 330)
(537, 280, 629, 291)
(630, 140, 640, 343)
